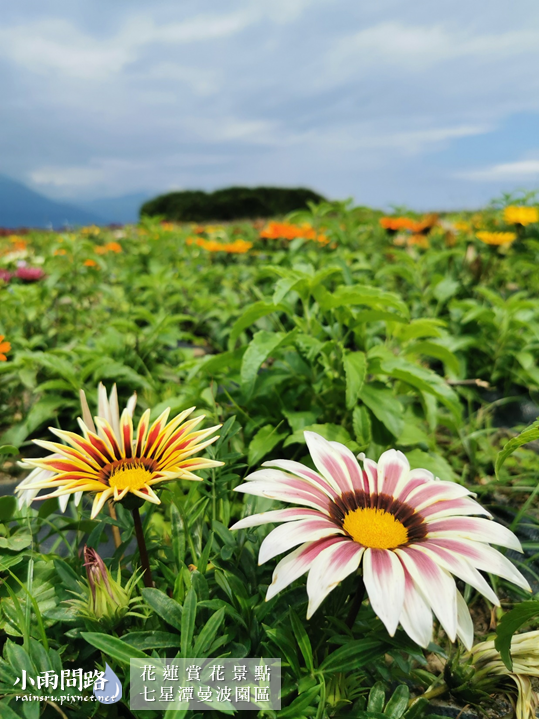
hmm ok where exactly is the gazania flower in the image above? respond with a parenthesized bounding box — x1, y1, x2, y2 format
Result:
(0, 335, 11, 361)
(476, 231, 516, 246)
(503, 206, 538, 227)
(16, 383, 223, 519)
(14, 266, 45, 282)
(231, 432, 530, 649)
(84, 259, 99, 267)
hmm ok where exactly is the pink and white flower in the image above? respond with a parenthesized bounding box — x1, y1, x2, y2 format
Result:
(231, 431, 530, 649)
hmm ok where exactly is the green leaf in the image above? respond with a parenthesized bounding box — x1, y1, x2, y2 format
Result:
(0, 445, 18, 456)
(343, 351, 367, 410)
(181, 587, 197, 658)
(385, 685, 410, 719)
(277, 685, 321, 718)
(53, 559, 83, 593)
(228, 301, 281, 349)
(141, 588, 183, 632)
(379, 357, 461, 419)
(193, 607, 225, 656)
(404, 340, 460, 376)
(248, 424, 287, 466)
(0, 533, 32, 551)
(122, 631, 182, 650)
(315, 284, 408, 317)
(353, 405, 372, 448)
(240, 330, 294, 397)
(433, 277, 459, 303)
(496, 418, 539, 478)
(320, 638, 385, 673)
(494, 601, 539, 670)
(367, 681, 386, 713)
(81, 632, 149, 663)
(0, 701, 23, 719)
(289, 607, 314, 673)
(360, 384, 404, 438)
(406, 449, 456, 482)
(0, 496, 16, 522)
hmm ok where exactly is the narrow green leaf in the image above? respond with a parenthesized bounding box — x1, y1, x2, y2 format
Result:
(193, 607, 225, 656)
(181, 587, 197, 658)
(81, 632, 149, 663)
(494, 601, 539, 670)
(122, 631, 182, 650)
(343, 351, 367, 410)
(496, 418, 539, 478)
(141, 588, 183, 632)
(289, 607, 314, 673)
(367, 682, 386, 713)
(240, 330, 293, 397)
(320, 639, 385, 673)
(229, 301, 281, 349)
(385, 685, 410, 719)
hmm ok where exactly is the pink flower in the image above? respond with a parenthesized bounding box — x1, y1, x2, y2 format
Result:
(0, 269, 12, 283)
(231, 432, 530, 649)
(14, 267, 45, 282)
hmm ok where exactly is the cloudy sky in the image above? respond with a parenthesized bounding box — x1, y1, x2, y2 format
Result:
(2, 0, 539, 209)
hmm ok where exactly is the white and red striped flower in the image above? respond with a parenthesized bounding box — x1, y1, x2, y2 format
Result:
(231, 431, 530, 649)
(16, 383, 223, 519)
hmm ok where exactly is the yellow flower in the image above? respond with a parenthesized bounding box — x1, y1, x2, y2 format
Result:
(16, 383, 223, 519)
(503, 206, 538, 226)
(476, 231, 517, 246)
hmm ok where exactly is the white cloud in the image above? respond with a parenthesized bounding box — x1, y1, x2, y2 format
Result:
(457, 159, 539, 181)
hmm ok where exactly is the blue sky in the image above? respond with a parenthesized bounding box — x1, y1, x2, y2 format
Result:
(2, 0, 539, 208)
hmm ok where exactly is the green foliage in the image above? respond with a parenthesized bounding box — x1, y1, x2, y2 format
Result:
(140, 185, 325, 221)
(1, 198, 539, 717)
(494, 600, 539, 670)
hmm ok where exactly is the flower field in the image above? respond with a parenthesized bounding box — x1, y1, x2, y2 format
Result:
(2, 195, 539, 718)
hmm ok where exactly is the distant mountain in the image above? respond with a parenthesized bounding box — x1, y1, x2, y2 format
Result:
(75, 193, 150, 225)
(0, 175, 105, 228)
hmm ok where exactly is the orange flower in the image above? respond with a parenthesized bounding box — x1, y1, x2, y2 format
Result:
(260, 221, 326, 243)
(476, 231, 516, 246)
(84, 259, 99, 267)
(0, 335, 11, 361)
(54, 249, 67, 256)
(8, 236, 28, 251)
(160, 222, 175, 231)
(105, 241, 122, 253)
(380, 215, 438, 234)
(95, 246, 107, 255)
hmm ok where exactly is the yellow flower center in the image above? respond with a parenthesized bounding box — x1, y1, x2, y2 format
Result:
(342, 507, 408, 549)
(108, 463, 153, 491)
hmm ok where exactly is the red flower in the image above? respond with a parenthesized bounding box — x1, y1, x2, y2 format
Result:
(14, 267, 45, 282)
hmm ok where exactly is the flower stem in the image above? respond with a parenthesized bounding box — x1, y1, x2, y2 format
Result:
(132, 507, 153, 588)
(346, 574, 366, 629)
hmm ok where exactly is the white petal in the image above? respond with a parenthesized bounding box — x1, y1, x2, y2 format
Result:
(266, 536, 347, 600)
(306, 540, 364, 618)
(414, 543, 500, 606)
(230, 508, 322, 530)
(399, 568, 433, 648)
(426, 517, 523, 552)
(376, 448, 410, 497)
(363, 548, 405, 636)
(396, 546, 457, 641)
(259, 518, 342, 564)
(79, 389, 96, 434)
(456, 590, 474, 650)
(234, 477, 330, 513)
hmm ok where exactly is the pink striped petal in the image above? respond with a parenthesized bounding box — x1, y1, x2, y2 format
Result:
(413, 543, 499, 605)
(230, 508, 324, 530)
(376, 449, 410, 497)
(260, 460, 338, 499)
(399, 568, 433, 648)
(396, 468, 434, 503)
(406, 482, 471, 511)
(363, 548, 405, 636)
(304, 432, 357, 494)
(358, 453, 378, 495)
(456, 590, 474, 650)
(259, 518, 343, 564)
(306, 540, 364, 618)
(426, 517, 522, 552)
(421, 497, 491, 520)
(426, 538, 531, 591)
(328, 440, 368, 492)
(266, 536, 347, 600)
(234, 479, 330, 513)
(395, 546, 457, 641)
